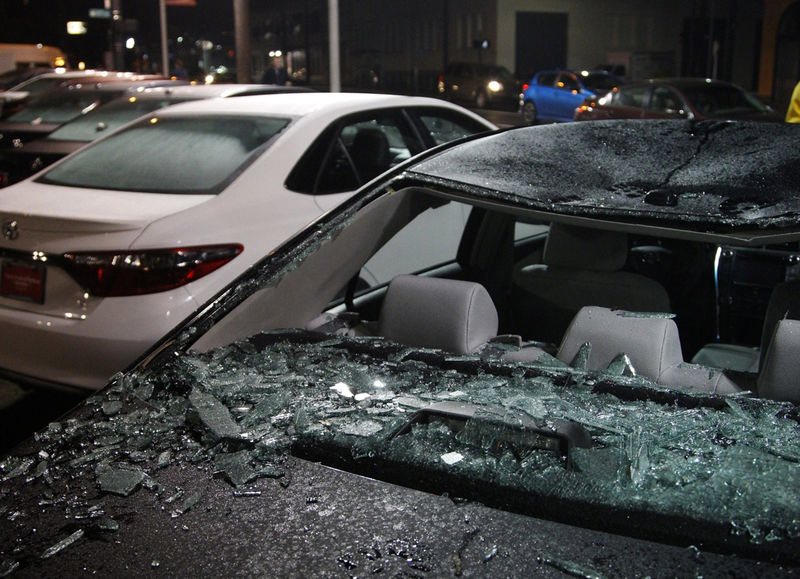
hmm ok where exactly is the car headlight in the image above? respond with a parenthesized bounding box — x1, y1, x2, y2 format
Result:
(487, 80, 503, 93)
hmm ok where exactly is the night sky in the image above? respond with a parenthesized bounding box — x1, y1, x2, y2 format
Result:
(1, 0, 235, 70)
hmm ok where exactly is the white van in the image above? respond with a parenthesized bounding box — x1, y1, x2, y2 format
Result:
(0, 44, 66, 74)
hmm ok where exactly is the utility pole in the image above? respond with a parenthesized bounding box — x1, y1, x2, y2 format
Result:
(111, 0, 124, 70)
(159, 0, 168, 76)
(328, 0, 340, 91)
(234, 0, 251, 83)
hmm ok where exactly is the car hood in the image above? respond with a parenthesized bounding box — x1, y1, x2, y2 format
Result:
(0, 180, 213, 244)
(2, 454, 780, 577)
(404, 119, 800, 242)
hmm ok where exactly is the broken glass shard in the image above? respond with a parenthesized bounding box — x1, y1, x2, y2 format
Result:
(97, 467, 146, 497)
(41, 529, 85, 560)
(188, 387, 241, 442)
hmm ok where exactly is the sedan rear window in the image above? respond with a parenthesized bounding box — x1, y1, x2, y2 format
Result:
(39, 115, 290, 194)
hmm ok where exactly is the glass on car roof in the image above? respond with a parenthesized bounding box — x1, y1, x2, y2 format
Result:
(406, 120, 800, 239)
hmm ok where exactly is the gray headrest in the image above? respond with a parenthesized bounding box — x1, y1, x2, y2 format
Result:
(544, 223, 628, 271)
(758, 318, 800, 403)
(378, 275, 498, 354)
(557, 306, 683, 380)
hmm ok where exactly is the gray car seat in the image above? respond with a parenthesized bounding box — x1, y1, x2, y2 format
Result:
(377, 274, 499, 354)
(513, 222, 671, 343)
(557, 306, 741, 394)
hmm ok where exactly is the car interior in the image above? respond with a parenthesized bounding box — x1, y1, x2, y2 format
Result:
(190, 186, 800, 403)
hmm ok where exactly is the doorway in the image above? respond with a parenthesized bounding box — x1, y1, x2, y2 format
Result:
(515, 12, 568, 80)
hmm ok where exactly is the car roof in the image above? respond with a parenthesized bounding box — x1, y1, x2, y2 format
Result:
(52, 79, 181, 92)
(534, 68, 575, 75)
(640, 77, 742, 89)
(151, 91, 490, 119)
(130, 83, 313, 100)
(399, 119, 800, 244)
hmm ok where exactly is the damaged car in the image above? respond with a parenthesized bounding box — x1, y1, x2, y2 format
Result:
(1, 119, 800, 576)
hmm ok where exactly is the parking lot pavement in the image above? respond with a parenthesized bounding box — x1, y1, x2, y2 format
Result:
(476, 108, 525, 128)
(0, 379, 85, 455)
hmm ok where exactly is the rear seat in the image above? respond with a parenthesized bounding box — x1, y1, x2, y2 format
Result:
(557, 306, 741, 395)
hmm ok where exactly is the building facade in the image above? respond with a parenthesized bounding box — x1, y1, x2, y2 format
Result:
(251, 0, 788, 105)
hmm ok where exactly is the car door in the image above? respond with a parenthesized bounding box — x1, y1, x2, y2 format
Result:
(552, 71, 587, 122)
(530, 72, 558, 119)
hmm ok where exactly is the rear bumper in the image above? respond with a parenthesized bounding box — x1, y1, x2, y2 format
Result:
(0, 288, 198, 390)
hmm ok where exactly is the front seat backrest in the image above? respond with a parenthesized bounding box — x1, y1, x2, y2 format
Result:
(557, 306, 683, 379)
(378, 275, 498, 355)
(558, 306, 741, 394)
(513, 223, 671, 342)
(350, 127, 391, 183)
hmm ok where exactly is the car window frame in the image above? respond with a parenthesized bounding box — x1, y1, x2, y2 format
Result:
(612, 85, 650, 109)
(556, 72, 580, 92)
(406, 106, 493, 148)
(286, 108, 451, 195)
(647, 85, 688, 117)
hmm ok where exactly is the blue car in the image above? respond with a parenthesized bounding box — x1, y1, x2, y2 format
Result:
(521, 69, 619, 123)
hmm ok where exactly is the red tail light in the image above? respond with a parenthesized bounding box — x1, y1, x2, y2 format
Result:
(62, 244, 243, 297)
(522, 83, 529, 91)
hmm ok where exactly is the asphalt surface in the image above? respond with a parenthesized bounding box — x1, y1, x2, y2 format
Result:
(0, 379, 85, 455)
(0, 105, 526, 458)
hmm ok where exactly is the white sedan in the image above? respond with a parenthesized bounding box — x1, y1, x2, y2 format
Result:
(0, 92, 495, 389)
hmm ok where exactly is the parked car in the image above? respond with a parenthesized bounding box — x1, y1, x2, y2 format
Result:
(1, 119, 799, 576)
(0, 83, 312, 187)
(520, 69, 606, 123)
(438, 61, 521, 110)
(574, 77, 782, 122)
(0, 92, 495, 390)
(0, 77, 183, 154)
(578, 68, 625, 93)
(0, 66, 54, 91)
(0, 70, 170, 119)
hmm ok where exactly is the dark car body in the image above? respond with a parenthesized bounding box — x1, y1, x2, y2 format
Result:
(0, 84, 312, 188)
(2, 120, 800, 576)
(574, 77, 782, 122)
(520, 69, 618, 123)
(438, 61, 521, 110)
